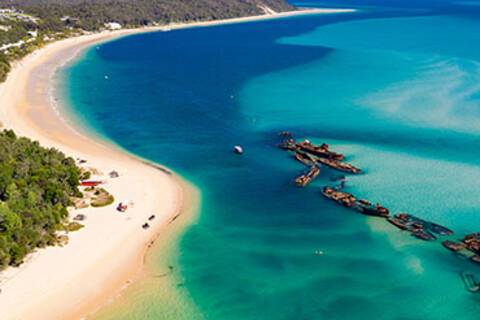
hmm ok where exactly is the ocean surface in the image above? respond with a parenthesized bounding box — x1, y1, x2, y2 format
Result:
(58, 1, 480, 319)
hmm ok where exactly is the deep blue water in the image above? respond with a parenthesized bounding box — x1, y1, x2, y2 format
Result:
(62, 1, 480, 319)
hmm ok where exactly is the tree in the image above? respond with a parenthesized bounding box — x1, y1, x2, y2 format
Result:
(0, 130, 81, 269)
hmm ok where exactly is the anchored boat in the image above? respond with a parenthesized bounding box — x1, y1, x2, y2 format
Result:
(442, 240, 466, 251)
(295, 166, 320, 187)
(294, 151, 316, 167)
(278, 134, 361, 174)
(355, 199, 390, 218)
(233, 145, 244, 154)
(321, 187, 390, 218)
(296, 140, 344, 160)
(463, 233, 480, 254)
(387, 217, 408, 230)
(412, 230, 437, 241)
(316, 157, 361, 174)
(388, 213, 451, 241)
(321, 186, 357, 208)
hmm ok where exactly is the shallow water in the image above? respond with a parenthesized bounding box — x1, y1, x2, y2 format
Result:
(60, 1, 480, 319)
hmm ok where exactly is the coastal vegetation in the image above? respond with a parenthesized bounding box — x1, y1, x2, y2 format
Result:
(4, 0, 293, 30)
(90, 188, 114, 208)
(0, 0, 293, 81)
(0, 129, 81, 269)
(64, 221, 84, 232)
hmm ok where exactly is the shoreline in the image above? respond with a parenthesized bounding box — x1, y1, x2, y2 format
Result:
(0, 7, 353, 320)
(0, 27, 192, 320)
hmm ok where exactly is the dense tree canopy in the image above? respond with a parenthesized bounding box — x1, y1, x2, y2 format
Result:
(0, 130, 81, 269)
(1, 0, 293, 31)
(0, 0, 293, 81)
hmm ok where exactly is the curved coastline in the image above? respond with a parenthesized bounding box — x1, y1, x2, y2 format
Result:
(0, 8, 355, 320)
(0, 28, 195, 320)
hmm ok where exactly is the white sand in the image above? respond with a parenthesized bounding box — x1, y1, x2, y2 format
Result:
(0, 8, 354, 320)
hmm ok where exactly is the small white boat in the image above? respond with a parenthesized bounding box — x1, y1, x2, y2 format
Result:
(234, 145, 243, 154)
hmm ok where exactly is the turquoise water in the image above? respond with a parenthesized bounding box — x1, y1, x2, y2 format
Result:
(61, 2, 480, 319)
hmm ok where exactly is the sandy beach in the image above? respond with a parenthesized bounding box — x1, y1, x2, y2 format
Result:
(0, 7, 353, 320)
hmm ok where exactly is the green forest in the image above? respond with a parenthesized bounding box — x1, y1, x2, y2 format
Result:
(2, 0, 293, 30)
(0, 0, 293, 81)
(0, 130, 81, 269)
